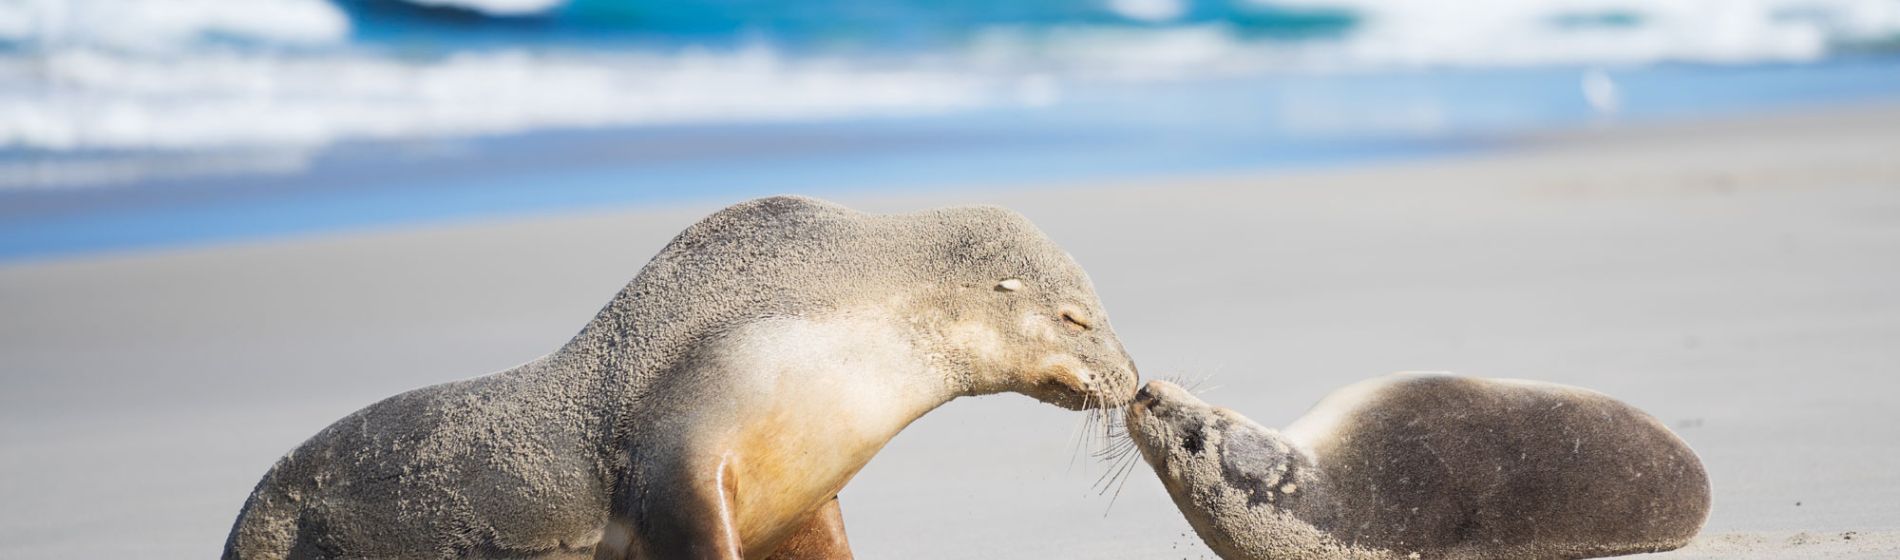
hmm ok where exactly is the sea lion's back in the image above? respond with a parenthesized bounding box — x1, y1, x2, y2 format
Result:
(1301, 374, 1710, 558)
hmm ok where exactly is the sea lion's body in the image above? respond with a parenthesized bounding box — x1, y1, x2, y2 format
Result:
(1127, 374, 1710, 560)
(224, 196, 1138, 559)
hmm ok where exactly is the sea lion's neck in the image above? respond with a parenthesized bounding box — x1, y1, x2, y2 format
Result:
(710, 309, 958, 548)
(732, 306, 962, 416)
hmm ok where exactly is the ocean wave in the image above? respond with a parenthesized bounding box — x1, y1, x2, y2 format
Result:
(0, 0, 349, 51)
(8, 0, 1897, 58)
(1313, 0, 1900, 66)
(2, 0, 1899, 154)
(0, 46, 1009, 152)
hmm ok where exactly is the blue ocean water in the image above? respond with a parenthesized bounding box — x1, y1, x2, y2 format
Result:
(336, 0, 1361, 48)
(4, 0, 1900, 261)
(7, 0, 1900, 154)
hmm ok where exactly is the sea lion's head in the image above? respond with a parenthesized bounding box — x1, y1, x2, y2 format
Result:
(1126, 379, 1326, 557)
(910, 205, 1139, 410)
(1126, 380, 1295, 501)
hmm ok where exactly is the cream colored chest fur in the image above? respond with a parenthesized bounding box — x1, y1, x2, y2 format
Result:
(706, 312, 949, 553)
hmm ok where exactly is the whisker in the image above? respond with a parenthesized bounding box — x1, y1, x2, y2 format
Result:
(1089, 440, 1138, 488)
(1098, 447, 1146, 516)
(1103, 454, 1141, 515)
(1067, 398, 1089, 472)
(1091, 432, 1131, 456)
(1091, 460, 1122, 493)
(1076, 394, 1105, 465)
(1177, 369, 1220, 393)
(1091, 446, 1133, 463)
(1089, 430, 1140, 496)
(1062, 387, 1145, 514)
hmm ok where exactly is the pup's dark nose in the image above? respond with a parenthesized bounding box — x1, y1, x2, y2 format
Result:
(1134, 383, 1157, 407)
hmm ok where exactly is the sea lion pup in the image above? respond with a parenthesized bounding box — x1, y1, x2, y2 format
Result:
(223, 196, 1139, 560)
(1126, 373, 1710, 560)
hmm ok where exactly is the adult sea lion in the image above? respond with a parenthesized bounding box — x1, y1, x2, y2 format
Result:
(223, 196, 1139, 559)
(1126, 373, 1709, 560)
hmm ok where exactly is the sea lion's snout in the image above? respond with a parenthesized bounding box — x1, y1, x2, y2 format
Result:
(1097, 354, 1141, 407)
(1126, 380, 1216, 459)
(1131, 379, 1196, 415)
(1132, 382, 1158, 408)
(1111, 342, 1140, 399)
(1130, 379, 1175, 415)
(1027, 332, 1140, 410)
(1126, 379, 1218, 480)
(1074, 333, 1140, 407)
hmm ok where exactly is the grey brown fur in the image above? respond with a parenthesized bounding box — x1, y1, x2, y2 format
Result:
(223, 196, 1138, 559)
(1127, 374, 1710, 560)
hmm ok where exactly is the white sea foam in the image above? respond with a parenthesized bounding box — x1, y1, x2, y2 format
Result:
(0, 46, 999, 152)
(0, 0, 349, 51)
(1294, 0, 1896, 66)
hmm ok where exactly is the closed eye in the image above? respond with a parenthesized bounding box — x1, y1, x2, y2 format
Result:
(1060, 311, 1092, 331)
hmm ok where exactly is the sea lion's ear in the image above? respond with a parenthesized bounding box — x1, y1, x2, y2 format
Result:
(995, 278, 1025, 292)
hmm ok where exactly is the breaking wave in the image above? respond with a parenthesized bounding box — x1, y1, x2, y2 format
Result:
(2, 0, 1898, 151)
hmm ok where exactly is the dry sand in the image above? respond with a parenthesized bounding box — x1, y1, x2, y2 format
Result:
(3, 104, 1899, 558)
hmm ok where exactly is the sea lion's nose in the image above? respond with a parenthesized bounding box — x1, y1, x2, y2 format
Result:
(1134, 380, 1161, 407)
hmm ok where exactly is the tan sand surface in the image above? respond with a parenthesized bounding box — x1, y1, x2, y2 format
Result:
(3, 103, 1898, 558)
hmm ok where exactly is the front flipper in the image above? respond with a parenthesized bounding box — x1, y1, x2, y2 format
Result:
(637, 453, 746, 560)
(765, 496, 853, 560)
